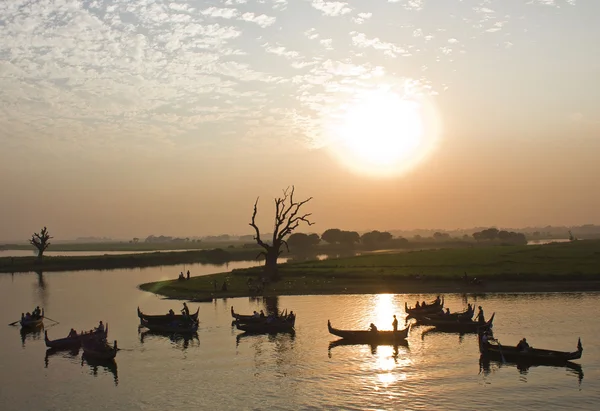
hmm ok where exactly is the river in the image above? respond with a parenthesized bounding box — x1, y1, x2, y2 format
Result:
(0, 261, 598, 410)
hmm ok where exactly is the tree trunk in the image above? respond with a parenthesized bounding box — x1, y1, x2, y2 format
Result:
(264, 249, 280, 281)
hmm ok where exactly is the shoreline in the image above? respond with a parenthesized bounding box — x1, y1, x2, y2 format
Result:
(139, 273, 600, 302)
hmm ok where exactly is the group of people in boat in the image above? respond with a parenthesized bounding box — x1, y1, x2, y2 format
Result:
(22, 306, 43, 321)
(413, 295, 443, 309)
(369, 315, 400, 333)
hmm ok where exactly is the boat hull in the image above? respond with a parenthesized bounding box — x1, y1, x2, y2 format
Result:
(328, 321, 411, 343)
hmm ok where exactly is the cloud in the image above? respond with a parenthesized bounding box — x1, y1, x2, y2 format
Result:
(0, 0, 583, 160)
(310, 1, 352, 17)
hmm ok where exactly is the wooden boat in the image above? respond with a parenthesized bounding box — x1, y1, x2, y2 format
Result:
(480, 336, 583, 366)
(234, 316, 295, 333)
(327, 320, 411, 343)
(82, 339, 118, 360)
(140, 318, 199, 333)
(45, 325, 109, 349)
(20, 309, 44, 328)
(418, 313, 495, 334)
(137, 306, 199, 324)
(230, 306, 269, 323)
(405, 298, 444, 317)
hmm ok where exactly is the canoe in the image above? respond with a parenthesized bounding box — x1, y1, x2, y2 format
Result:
(480, 336, 583, 366)
(20, 310, 45, 328)
(405, 298, 444, 317)
(418, 313, 495, 333)
(327, 320, 411, 343)
(231, 306, 268, 323)
(140, 318, 199, 333)
(82, 339, 118, 360)
(418, 306, 474, 321)
(234, 316, 295, 333)
(137, 306, 199, 324)
(45, 325, 109, 349)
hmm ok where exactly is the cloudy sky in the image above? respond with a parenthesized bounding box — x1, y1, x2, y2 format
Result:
(1, 0, 599, 241)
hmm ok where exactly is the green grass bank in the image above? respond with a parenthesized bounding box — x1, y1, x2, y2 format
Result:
(139, 240, 600, 300)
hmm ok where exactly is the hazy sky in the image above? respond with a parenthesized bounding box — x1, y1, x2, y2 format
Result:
(1, 0, 599, 241)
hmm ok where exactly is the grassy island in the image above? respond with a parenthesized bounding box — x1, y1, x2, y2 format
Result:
(0, 248, 263, 274)
(139, 239, 600, 301)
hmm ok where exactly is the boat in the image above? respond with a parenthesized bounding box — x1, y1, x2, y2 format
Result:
(480, 336, 583, 366)
(424, 305, 475, 321)
(82, 339, 118, 360)
(45, 326, 109, 349)
(234, 315, 296, 333)
(405, 298, 444, 317)
(137, 306, 199, 324)
(230, 306, 270, 323)
(20, 309, 44, 328)
(418, 313, 495, 334)
(140, 318, 199, 334)
(327, 320, 411, 344)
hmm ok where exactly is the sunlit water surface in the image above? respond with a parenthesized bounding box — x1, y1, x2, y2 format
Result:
(0, 262, 598, 410)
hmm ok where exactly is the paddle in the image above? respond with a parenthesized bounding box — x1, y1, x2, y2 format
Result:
(496, 340, 507, 364)
(44, 317, 60, 324)
(8, 320, 21, 326)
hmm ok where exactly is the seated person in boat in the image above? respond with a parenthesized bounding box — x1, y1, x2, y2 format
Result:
(178, 272, 185, 281)
(32, 306, 41, 318)
(168, 309, 175, 317)
(259, 310, 265, 318)
(95, 321, 105, 334)
(369, 323, 378, 332)
(445, 308, 451, 316)
(24, 312, 32, 320)
(415, 301, 421, 308)
(516, 338, 530, 351)
(422, 301, 427, 307)
(252, 311, 260, 318)
(435, 296, 441, 305)
(287, 311, 295, 321)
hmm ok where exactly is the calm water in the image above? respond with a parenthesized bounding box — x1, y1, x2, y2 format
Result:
(0, 249, 194, 258)
(0, 262, 598, 410)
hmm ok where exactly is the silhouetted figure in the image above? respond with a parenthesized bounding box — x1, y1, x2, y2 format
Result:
(221, 281, 228, 291)
(186, 270, 190, 280)
(181, 302, 190, 317)
(516, 338, 530, 351)
(392, 315, 398, 331)
(369, 323, 378, 332)
(445, 308, 450, 316)
(475, 306, 485, 324)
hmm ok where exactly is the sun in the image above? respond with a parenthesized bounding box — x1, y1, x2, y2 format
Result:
(327, 88, 439, 177)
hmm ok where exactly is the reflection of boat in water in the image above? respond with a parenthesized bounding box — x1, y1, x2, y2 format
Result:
(82, 355, 119, 386)
(479, 356, 583, 385)
(139, 329, 199, 349)
(44, 347, 80, 368)
(140, 318, 199, 333)
(20, 325, 44, 346)
(327, 339, 409, 361)
(235, 330, 296, 347)
(327, 320, 410, 344)
(82, 339, 118, 360)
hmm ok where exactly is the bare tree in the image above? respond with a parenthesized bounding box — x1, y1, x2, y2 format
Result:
(250, 186, 313, 280)
(30, 227, 53, 259)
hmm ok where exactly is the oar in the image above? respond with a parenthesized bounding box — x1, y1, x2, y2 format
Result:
(8, 320, 21, 326)
(44, 317, 60, 324)
(497, 340, 506, 364)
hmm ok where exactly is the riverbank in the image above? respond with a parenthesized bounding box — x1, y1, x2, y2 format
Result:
(139, 240, 600, 300)
(0, 248, 262, 273)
